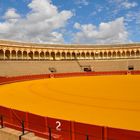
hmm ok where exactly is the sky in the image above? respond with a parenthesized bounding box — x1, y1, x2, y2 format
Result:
(0, 0, 140, 44)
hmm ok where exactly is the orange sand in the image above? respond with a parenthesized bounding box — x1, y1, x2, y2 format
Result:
(0, 75, 140, 131)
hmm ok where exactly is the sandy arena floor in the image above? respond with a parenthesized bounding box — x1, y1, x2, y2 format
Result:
(0, 75, 140, 131)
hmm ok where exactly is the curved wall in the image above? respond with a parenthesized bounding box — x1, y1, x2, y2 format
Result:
(1, 41, 140, 77)
(1, 59, 140, 77)
(0, 41, 140, 60)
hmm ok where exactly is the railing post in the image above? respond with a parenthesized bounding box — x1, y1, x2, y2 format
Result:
(0, 115, 4, 128)
(19, 120, 25, 140)
(21, 120, 25, 135)
(102, 127, 107, 140)
(71, 121, 75, 140)
(86, 134, 89, 140)
(49, 127, 52, 140)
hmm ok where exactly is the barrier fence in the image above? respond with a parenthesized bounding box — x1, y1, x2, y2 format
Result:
(0, 71, 140, 139)
(0, 70, 138, 85)
(0, 106, 140, 140)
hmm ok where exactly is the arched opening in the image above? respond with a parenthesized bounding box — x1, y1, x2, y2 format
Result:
(17, 50, 22, 59)
(76, 52, 80, 59)
(122, 51, 125, 57)
(131, 50, 135, 57)
(11, 50, 16, 59)
(50, 52, 55, 60)
(81, 52, 85, 59)
(28, 51, 33, 59)
(86, 52, 90, 59)
(136, 50, 140, 56)
(108, 52, 111, 58)
(95, 52, 99, 58)
(5, 50, 10, 59)
(45, 52, 50, 59)
(34, 51, 39, 58)
(104, 52, 107, 58)
(40, 51, 45, 59)
(67, 52, 71, 59)
(71, 52, 76, 59)
(126, 51, 130, 57)
(62, 52, 66, 59)
(23, 51, 27, 59)
(91, 52, 94, 59)
(112, 51, 116, 58)
(117, 51, 121, 57)
(99, 52, 103, 58)
(0, 49, 4, 59)
(56, 52, 60, 60)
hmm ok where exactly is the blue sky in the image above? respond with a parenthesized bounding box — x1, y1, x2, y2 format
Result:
(0, 0, 140, 44)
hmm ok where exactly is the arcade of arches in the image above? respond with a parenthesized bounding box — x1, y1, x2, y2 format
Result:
(0, 44, 140, 60)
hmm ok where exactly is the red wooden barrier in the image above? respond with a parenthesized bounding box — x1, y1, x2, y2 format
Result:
(11, 109, 26, 131)
(1, 70, 140, 86)
(74, 122, 103, 140)
(0, 106, 140, 140)
(54, 71, 128, 78)
(47, 117, 72, 140)
(131, 70, 140, 75)
(108, 127, 140, 140)
(27, 112, 50, 139)
(0, 77, 7, 84)
(0, 106, 12, 125)
(27, 112, 46, 132)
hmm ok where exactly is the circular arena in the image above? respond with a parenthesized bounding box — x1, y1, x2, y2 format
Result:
(0, 40, 140, 140)
(0, 74, 140, 131)
(0, 72, 140, 140)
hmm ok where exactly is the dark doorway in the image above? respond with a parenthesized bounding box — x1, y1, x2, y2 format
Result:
(128, 65, 134, 71)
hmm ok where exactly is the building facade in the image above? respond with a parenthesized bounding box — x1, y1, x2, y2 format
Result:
(0, 40, 140, 60)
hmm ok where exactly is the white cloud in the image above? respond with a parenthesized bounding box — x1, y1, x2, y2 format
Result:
(3, 8, 20, 23)
(121, 1, 138, 9)
(107, 0, 138, 17)
(125, 10, 140, 24)
(75, 0, 89, 6)
(73, 17, 129, 44)
(109, 0, 138, 9)
(125, 11, 140, 37)
(0, 0, 73, 44)
(74, 22, 81, 29)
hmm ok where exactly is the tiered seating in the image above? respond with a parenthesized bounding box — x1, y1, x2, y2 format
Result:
(0, 59, 140, 77)
(78, 59, 140, 71)
(0, 60, 82, 77)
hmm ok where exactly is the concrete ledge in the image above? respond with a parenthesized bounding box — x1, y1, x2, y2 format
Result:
(0, 127, 46, 140)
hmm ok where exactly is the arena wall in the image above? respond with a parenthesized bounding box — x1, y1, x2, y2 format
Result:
(0, 59, 140, 77)
(0, 40, 140, 76)
(0, 40, 140, 61)
(0, 41, 140, 139)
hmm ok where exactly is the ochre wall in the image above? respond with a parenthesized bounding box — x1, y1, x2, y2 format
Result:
(0, 41, 140, 60)
(0, 41, 140, 76)
(0, 59, 139, 76)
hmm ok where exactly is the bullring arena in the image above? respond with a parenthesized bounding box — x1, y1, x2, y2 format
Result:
(0, 40, 140, 140)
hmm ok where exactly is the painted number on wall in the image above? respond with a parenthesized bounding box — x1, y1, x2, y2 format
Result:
(56, 121, 61, 131)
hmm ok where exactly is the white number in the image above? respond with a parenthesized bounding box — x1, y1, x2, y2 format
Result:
(56, 121, 61, 131)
